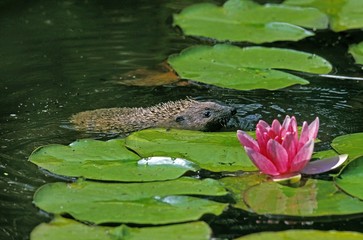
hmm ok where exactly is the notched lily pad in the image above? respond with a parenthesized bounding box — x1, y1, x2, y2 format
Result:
(31, 216, 212, 240)
(173, 0, 328, 43)
(334, 156, 363, 200)
(284, 0, 363, 32)
(168, 44, 332, 91)
(243, 178, 363, 217)
(235, 229, 363, 240)
(331, 132, 363, 161)
(349, 42, 363, 65)
(125, 128, 256, 172)
(33, 178, 228, 224)
(220, 173, 267, 211)
(28, 139, 199, 182)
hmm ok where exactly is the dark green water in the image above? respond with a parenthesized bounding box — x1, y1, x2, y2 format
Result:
(1, 1, 363, 239)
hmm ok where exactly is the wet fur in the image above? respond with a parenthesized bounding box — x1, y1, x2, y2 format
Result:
(70, 99, 235, 134)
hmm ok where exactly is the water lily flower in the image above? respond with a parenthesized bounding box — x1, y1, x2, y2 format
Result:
(237, 115, 319, 177)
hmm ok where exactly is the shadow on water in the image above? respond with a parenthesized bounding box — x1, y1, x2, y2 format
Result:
(0, 0, 363, 239)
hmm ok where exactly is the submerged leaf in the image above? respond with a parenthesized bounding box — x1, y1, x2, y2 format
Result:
(173, 1, 327, 43)
(31, 217, 212, 240)
(28, 139, 199, 182)
(115, 62, 180, 86)
(168, 44, 331, 91)
(125, 128, 256, 172)
(33, 178, 228, 224)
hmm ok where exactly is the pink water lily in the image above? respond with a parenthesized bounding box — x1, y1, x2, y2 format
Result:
(237, 115, 319, 177)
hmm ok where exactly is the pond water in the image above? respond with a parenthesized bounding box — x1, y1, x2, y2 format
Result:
(1, 0, 363, 239)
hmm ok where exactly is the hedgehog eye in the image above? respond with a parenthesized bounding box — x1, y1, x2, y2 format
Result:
(203, 111, 211, 118)
(176, 116, 185, 122)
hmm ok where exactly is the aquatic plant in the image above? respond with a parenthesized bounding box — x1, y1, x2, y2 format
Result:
(237, 115, 338, 183)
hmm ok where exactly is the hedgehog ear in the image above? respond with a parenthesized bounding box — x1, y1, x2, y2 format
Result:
(176, 116, 185, 123)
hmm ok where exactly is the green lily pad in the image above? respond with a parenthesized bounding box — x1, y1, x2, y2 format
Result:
(31, 217, 212, 240)
(173, 1, 327, 43)
(125, 128, 256, 172)
(235, 229, 363, 240)
(220, 174, 267, 211)
(168, 44, 332, 90)
(243, 178, 363, 217)
(349, 42, 363, 65)
(284, 0, 363, 31)
(331, 132, 363, 161)
(28, 139, 199, 182)
(334, 156, 363, 200)
(312, 149, 339, 160)
(33, 178, 228, 224)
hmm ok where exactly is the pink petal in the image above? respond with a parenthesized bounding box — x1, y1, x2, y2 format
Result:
(298, 121, 310, 149)
(237, 130, 259, 152)
(257, 120, 270, 129)
(290, 139, 314, 172)
(271, 119, 281, 136)
(244, 147, 280, 176)
(266, 139, 288, 173)
(289, 116, 298, 134)
(281, 115, 291, 129)
(282, 132, 297, 163)
(256, 128, 268, 156)
(308, 117, 319, 139)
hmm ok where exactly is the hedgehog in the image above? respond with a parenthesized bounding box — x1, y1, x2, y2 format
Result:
(70, 99, 236, 134)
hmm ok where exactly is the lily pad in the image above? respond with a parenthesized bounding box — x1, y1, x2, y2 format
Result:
(125, 128, 256, 172)
(28, 139, 199, 182)
(173, 1, 327, 43)
(349, 42, 363, 65)
(331, 132, 363, 161)
(31, 217, 212, 240)
(220, 174, 267, 211)
(243, 178, 363, 217)
(334, 156, 363, 200)
(168, 44, 332, 90)
(284, 0, 363, 31)
(33, 178, 228, 224)
(235, 229, 363, 240)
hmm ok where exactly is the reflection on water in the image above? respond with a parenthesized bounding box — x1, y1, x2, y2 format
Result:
(0, 0, 363, 239)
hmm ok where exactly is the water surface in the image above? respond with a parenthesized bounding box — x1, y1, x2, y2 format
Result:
(1, 1, 363, 239)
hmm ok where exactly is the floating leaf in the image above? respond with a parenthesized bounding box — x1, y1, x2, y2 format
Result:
(220, 174, 267, 211)
(173, 1, 328, 43)
(125, 128, 256, 172)
(31, 217, 212, 240)
(33, 178, 228, 224)
(284, 0, 363, 31)
(331, 132, 363, 161)
(334, 156, 363, 200)
(29, 139, 199, 182)
(225, 1, 328, 29)
(349, 42, 363, 65)
(168, 44, 332, 90)
(235, 229, 363, 240)
(243, 178, 363, 217)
